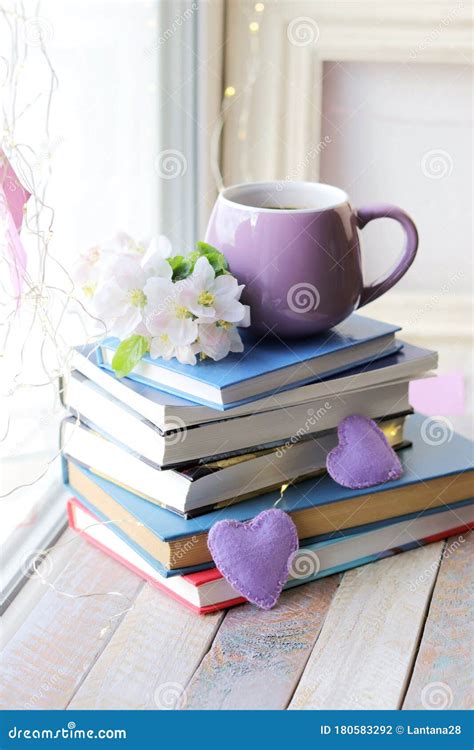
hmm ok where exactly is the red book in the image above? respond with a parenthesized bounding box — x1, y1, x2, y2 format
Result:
(67, 496, 473, 614)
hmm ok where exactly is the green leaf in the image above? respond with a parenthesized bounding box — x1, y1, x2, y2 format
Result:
(194, 242, 229, 276)
(167, 255, 192, 281)
(205, 250, 228, 276)
(185, 250, 201, 270)
(195, 241, 218, 255)
(111, 335, 149, 378)
(165, 243, 229, 282)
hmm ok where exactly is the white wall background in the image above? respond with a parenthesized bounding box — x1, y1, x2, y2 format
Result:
(319, 61, 472, 295)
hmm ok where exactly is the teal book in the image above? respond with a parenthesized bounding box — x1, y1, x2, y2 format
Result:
(96, 314, 401, 409)
(64, 414, 474, 574)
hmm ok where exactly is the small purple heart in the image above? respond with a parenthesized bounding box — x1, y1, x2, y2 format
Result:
(207, 508, 299, 610)
(326, 414, 403, 489)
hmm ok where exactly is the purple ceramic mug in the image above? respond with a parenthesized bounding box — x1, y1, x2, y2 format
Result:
(205, 181, 418, 337)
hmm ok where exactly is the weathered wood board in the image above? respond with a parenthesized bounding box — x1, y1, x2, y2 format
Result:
(289, 544, 444, 710)
(0, 538, 143, 710)
(403, 531, 473, 710)
(185, 577, 339, 710)
(69, 584, 225, 709)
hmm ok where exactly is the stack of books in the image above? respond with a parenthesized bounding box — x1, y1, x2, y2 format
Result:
(61, 315, 474, 613)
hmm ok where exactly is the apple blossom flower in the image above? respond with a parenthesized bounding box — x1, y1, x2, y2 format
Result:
(93, 255, 148, 338)
(73, 245, 103, 298)
(101, 231, 147, 257)
(75, 231, 251, 369)
(150, 334, 199, 366)
(144, 276, 198, 348)
(180, 256, 248, 323)
(197, 321, 244, 361)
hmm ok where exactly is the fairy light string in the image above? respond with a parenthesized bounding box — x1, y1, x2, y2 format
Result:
(1, 0, 278, 619)
(0, 4, 130, 621)
(211, 1, 264, 189)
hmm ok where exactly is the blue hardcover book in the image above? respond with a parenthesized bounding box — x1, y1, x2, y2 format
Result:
(64, 414, 474, 572)
(72, 341, 436, 432)
(96, 314, 402, 409)
(69, 496, 473, 601)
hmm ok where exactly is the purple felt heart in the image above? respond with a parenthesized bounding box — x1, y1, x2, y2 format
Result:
(207, 508, 299, 610)
(326, 414, 403, 489)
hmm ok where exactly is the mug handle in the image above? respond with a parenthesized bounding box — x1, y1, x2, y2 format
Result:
(355, 203, 418, 308)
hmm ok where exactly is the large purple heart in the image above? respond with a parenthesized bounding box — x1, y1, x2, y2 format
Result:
(326, 414, 403, 489)
(207, 508, 299, 610)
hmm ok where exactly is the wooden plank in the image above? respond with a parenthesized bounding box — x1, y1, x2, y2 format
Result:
(0, 538, 143, 710)
(184, 577, 339, 710)
(403, 531, 473, 710)
(1, 528, 75, 651)
(69, 584, 225, 709)
(289, 543, 444, 710)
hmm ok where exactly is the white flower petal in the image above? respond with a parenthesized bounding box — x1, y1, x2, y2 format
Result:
(110, 306, 142, 338)
(144, 277, 175, 317)
(229, 326, 244, 352)
(142, 253, 173, 280)
(112, 255, 146, 290)
(239, 304, 251, 328)
(93, 281, 128, 319)
(198, 323, 232, 361)
(175, 345, 197, 365)
(103, 231, 137, 256)
(187, 300, 216, 319)
(150, 336, 175, 361)
(145, 311, 174, 336)
(167, 317, 198, 346)
(214, 298, 247, 323)
(145, 234, 173, 260)
(212, 273, 239, 298)
(192, 256, 215, 291)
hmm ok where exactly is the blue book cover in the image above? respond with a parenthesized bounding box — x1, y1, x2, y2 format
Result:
(77, 340, 434, 412)
(70, 492, 472, 579)
(65, 414, 473, 552)
(96, 314, 402, 409)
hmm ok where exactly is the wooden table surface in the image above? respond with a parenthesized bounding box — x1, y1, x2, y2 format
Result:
(1, 528, 471, 711)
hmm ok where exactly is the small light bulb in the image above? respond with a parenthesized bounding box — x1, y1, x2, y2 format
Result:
(249, 21, 259, 33)
(255, 2, 265, 11)
(224, 85, 236, 97)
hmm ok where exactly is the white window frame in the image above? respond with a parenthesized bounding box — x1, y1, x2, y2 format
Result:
(1, 0, 225, 614)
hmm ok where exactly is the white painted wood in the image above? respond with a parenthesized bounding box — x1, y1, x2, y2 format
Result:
(184, 577, 339, 709)
(1, 527, 73, 650)
(289, 543, 444, 710)
(197, 0, 225, 233)
(403, 532, 473, 710)
(222, 0, 473, 184)
(364, 292, 472, 342)
(69, 584, 224, 709)
(0, 538, 143, 710)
